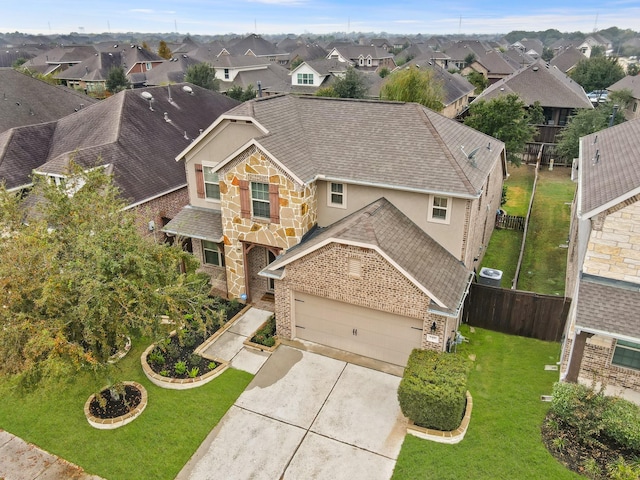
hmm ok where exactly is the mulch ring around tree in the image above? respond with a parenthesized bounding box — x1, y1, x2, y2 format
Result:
(541, 411, 639, 478)
(89, 384, 142, 419)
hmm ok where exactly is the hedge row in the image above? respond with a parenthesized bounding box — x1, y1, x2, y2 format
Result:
(397, 349, 471, 431)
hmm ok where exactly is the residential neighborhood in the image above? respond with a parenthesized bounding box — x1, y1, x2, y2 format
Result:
(1, 21, 640, 480)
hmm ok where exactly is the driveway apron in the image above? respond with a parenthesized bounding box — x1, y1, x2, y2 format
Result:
(177, 345, 406, 480)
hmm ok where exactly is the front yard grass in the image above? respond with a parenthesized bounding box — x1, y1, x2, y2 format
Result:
(517, 167, 575, 295)
(0, 339, 253, 480)
(392, 325, 580, 480)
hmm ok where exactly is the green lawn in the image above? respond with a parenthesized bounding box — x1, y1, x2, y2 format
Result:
(502, 164, 535, 217)
(479, 229, 523, 289)
(392, 325, 580, 480)
(517, 167, 575, 295)
(0, 340, 253, 480)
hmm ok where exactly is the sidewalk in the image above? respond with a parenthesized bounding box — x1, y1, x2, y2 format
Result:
(0, 429, 103, 480)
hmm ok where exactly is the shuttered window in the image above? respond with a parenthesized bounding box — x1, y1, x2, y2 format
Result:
(195, 164, 205, 198)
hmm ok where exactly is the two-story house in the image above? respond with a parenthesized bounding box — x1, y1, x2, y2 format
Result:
(326, 45, 396, 73)
(164, 95, 507, 366)
(561, 117, 640, 404)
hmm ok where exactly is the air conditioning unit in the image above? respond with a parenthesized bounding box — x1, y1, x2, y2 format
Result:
(478, 267, 503, 287)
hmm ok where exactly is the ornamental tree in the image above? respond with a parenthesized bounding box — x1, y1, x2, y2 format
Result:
(380, 66, 444, 111)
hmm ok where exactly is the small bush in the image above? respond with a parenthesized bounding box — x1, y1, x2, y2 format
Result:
(188, 367, 199, 378)
(188, 353, 202, 367)
(174, 361, 187, 375)
(397, 349, 470, 431)
(250, 315, 277, 347)
(602, 397, 640, 451)
(148, 350, 165, 366)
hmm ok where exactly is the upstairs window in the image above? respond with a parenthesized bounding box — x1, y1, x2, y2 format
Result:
(296, 73, 314, 85)
(203, 167, 220, 200)
(612, 340, 640, 370)
(327, 182, 346, 208)
(251, 182, 270, 219)
(428, 195, 450, 224)
(240, 179, 280, 223)
(224, 68, 229, 80)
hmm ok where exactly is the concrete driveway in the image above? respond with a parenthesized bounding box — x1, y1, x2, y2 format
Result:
(176, 345, 407, 480)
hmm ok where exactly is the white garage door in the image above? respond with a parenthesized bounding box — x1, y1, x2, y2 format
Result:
(293, 292, 423, 366)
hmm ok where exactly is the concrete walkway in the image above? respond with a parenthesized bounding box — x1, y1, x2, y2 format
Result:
(177, 309, 407, 480)
(0, 429, 103, 480)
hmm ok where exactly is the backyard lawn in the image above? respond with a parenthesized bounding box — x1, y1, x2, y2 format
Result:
(392, 325, 580, 480)
(0, 339, 253, 480)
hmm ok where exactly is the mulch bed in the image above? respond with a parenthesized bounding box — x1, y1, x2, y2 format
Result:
(89, 384, 142, 419)
(541, 412, 639, 478)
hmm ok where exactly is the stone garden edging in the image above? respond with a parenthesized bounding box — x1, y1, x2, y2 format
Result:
(84, 381, 147, 430)
(406, 391, 473, 444)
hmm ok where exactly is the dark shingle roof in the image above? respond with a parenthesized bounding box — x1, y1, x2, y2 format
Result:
(223, 95, 503, 198)
(266, 197, 471, 314)
(475, 60, 593, 109)
(580, 117, 640, 216)
(576, 275, 640, 339)
(550, 47, 586, 73)
(2, 84, 239, 204)
(0, 68, 97, 133)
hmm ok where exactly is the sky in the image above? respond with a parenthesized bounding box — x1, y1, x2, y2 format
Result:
(2, 0, 640, 36)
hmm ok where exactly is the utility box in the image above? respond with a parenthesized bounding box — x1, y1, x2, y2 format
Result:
(478, 267, 503, 287)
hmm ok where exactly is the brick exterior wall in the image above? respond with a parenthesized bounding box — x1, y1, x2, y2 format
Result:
(275, 242, 450, 352)
(583, 202, 640, 282)
(192, 239, 228, 296)
(578, 336, 640, 392)
(131, 187, 189, 241)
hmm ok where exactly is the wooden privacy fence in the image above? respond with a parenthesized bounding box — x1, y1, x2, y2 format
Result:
(495, 213, 525, 231)
(462, 283, 570, 342)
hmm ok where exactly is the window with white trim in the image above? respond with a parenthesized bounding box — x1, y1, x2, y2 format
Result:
(612, 340, 640, 370)
(203, 166, 220, 200)
(296, 73, 314, 85)
(327, 182, 346, 208)
(224, 68, 229, 79)
(202, 240, 225, 267)
(428, 195, 450, 224)
(251, 182, 270, 219)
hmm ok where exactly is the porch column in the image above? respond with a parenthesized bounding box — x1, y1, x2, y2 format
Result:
(565, 331, 593, 383)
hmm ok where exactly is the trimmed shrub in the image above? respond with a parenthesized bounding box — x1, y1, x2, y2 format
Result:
(398, 349, 471, 431)
(602, 397, 640, 451)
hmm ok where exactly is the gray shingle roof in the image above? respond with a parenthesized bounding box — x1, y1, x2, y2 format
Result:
(0, 68, 97, 133)
(580, 117, 640, 216)
(2, 83, 239, 204)
(549, 47, 586, 73)
(575, 275, 640, 339)
(224, 95, 504, 198)
(608, 75, 640, 99)
(161, 206, 223, 241)
(266, 197, 471, 314)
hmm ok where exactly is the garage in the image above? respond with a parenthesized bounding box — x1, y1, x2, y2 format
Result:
(293, 292, 424, 366)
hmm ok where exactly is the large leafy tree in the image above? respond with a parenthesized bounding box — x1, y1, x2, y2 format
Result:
(380, 66, 444, 111)
(0, 165, 217, 385)
(157, 40, 172, 60)
(555, 100, 626, 161)
(331, 66, 368, 99)
(105, 66, 130, 94)
(570, 56, 625, 93)
(464, 93, 538, 165)
(185, 62, 219, 91)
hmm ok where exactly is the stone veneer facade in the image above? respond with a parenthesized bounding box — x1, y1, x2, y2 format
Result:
(218, 146, 317, 299)
(583, 202, 640, 282)
(275, 243, 451, 352)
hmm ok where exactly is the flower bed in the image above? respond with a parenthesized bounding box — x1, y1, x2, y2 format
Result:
(244, 314, 279, 352)
(84, 381, 147, 430)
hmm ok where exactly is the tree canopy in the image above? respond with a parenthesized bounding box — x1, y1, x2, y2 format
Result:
(0, 165, 217, 386)
(463, 93, 539, 165)
(555, 100, 626, 160)
(105, 66, 130, 94)
(227, 84, 256, 101)
(569, 56, 625, 93)
(380, 66, 444, 111)
(185, 62, 219, 91)
(331, 66, 369, 99)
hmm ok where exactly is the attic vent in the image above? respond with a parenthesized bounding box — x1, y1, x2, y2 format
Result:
(532, 66, 539, 71)
(182, 85, 193, 95)
(348, 257, 362, 279)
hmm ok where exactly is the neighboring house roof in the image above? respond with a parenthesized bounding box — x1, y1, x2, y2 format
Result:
(229, 63, 292, 95)
(288, 43, 328, 63)
(23, 45, 98, 75)
(608, 75, 640, 99)
(474, 60, 593, 109)
(192, 95, 504, 199)
(187, 42, 228, 63)
(0, 68, 96, 133)
(501, 49, 536, 69)
(2, 83, 239, 203)
(575, 275, 640, 340)
(143, 55, 200, 85)
(472, 50, 519, 76)
(263, 197, 472, 315)
(550, 47, 586, 73)
(579, 117, 640, 217)
(162, 206, 223, 241)
(328, 45, 394, 62)
(226, 33, 286, 57)
(440, 40, 492, 60)
(56, 47, 162, 81)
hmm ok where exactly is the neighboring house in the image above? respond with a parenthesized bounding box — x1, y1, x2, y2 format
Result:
(224, 33, 289, 65)
(439, 40, 493, 70)
(55, 45, 164, 93)
(164, 95, 507, 366)
(577, 34, 613, 58)
(22, 45, 98, 76)
(462, 50, 521, 85)
(143, 55, 200, 86)
(472, 60, 593, 145)
(209, 55, 291, 96)
(287, 43, 328, 68)
(289, 59, 347, 92)
(607, 75, 640, 120)
(326, 45, 396, 73)
(550, 46, 587, 74)
(0, 68, 96, 133)
(511, 38, 544, 59)
(561, 117, 640, 404)
(0, 83, 239, 237)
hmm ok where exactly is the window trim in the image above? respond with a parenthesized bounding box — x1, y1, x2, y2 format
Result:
(202, 240, 225, 267)
(203, 165, 220, 200)
(251, 181, 271, 220)
(428, 195, 451, 224)
(296, 72, 314, 85)
(612, 339, 640, 370)
(327, 182, 347, 209)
